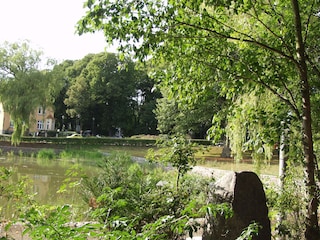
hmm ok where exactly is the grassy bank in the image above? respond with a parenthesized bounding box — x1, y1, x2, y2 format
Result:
(98, 145, 279, 176)
(0, 138, 279, 176)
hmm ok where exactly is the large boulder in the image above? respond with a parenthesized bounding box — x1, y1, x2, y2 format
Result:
(203, 171, 271, 240)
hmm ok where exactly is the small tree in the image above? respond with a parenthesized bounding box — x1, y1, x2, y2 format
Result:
(147, 135, 197, 189)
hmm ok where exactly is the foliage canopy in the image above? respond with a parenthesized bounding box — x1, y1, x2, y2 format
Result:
(53, 52, 160, 136)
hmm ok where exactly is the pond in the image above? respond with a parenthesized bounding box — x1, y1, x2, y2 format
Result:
(0, 151, 279, 219)
(0, 156, 101, 213)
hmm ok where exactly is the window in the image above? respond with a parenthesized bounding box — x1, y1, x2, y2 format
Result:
(38, 107, 45, 115)
(37, 120, 43, 130)
(46, 119, 51, 130)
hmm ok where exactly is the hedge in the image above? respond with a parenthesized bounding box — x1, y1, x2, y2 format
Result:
(21, 136, 157, 147)
(0, 135, 214, 147)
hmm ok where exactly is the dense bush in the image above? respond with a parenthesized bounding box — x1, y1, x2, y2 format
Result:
(81, 151, 211, 239)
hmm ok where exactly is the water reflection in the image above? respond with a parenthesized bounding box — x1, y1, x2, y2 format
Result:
(0, 156, 100, 205)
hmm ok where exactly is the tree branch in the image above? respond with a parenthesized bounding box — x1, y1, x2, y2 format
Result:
(249, 2, 295, 58)
(174, 19, 297, 64)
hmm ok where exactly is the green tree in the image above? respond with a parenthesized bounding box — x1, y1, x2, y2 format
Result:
(134, 67, 161, 135)
(86, 53, 137, 136)
(78, 1, 320, 238)
(63, 52, 159, 136)
(51, 60, 75, 130)
(224, 90, 288, 162)
(0, 41, 58, 144)
(156, 85, 225, 138)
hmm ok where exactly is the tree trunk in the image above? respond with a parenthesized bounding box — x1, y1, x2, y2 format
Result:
(277, 126, 287, 240)
(301, 76, 319, 240)
(291, 1, 319, 239)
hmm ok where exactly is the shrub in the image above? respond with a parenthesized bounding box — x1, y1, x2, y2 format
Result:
(0, 167, 30, 219)
(81, 151, 209, 239)
(37, 149, 56, 160)
(22, 204, 102, 240)
(147, 135, 197, 189)
(265, 164, 305, 239)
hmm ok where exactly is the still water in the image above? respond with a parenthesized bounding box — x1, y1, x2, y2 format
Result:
(0, 156, 101, 205)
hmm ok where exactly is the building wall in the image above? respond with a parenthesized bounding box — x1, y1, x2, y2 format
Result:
(0, 103, 4, 134)
(0, 105, 55, 134)
(29, 106, 55, 133)
(0, 103, 13, 134)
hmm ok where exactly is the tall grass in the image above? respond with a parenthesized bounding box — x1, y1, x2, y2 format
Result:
(37, 148, 105, 161)
(59, 149, 104, 161)
(37, 149, 55, 160)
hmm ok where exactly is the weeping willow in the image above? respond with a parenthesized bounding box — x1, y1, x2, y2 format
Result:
(11, 119, 28, 146)
(0, 41, 57, 146)
(226, 90, 283, 164)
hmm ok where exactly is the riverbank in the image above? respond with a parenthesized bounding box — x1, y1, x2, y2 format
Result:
(0, 171, 278, 240)
(0, 165, 278, 240)
(0, 142, 278, 240)
(0, 141, 63, 155)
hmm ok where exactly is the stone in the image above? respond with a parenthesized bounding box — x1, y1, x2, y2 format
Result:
(220, 145, 231, 158)
(203, 171, 271, 240)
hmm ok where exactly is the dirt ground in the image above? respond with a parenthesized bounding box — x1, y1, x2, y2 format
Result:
(0, 222, 31, 240)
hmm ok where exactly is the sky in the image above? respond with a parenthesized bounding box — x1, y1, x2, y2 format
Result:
(0, 0, 116, 62)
